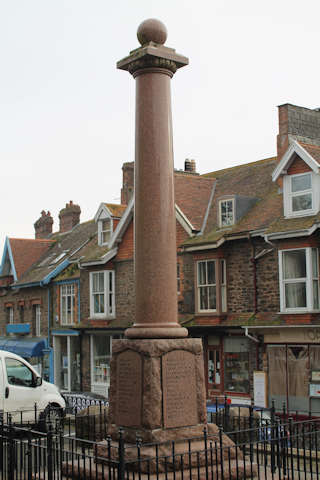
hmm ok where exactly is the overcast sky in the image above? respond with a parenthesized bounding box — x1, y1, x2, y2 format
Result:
(1, 0, 320, 254)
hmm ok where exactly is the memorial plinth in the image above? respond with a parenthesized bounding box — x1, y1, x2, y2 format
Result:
(107, 339, 207, 443)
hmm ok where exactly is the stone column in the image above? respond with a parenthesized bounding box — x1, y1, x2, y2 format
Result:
(117, 18, 188, 339)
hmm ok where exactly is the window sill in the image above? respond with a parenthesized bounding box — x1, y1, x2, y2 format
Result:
(279, 310, 320, 314)
(89, 316, 115, 321)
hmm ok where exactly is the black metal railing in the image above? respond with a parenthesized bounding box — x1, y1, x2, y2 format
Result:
(1, 414, 320, 480)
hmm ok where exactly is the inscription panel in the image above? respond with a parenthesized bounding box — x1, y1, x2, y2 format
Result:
(162, 350, 198, 428)
(116, 350, 142, 427)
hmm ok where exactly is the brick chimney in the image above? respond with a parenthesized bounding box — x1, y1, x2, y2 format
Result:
(34, 210, 53, 239)
(277, 104, 320, 161)
(121, 162, 134, 205)
(59, 201, 81, 233)
(184, 158, 196, 173)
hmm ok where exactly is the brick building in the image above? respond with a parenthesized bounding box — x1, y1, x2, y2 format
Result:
(1, 103, 320, 415)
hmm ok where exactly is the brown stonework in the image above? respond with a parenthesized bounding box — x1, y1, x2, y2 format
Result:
(108, 338, 206, 441)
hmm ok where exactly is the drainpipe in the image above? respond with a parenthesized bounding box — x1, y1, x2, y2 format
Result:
(249, 237, 258, 314)
(243, 327, 259, 343)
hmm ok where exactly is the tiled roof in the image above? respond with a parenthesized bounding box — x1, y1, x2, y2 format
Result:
(184, 157, 278, 246)
(103, 204, 127, 218)
(9, 238, 53, 280)
(174, 173, 215, 231)
(15, 220, 96, 285)
(73, 234, 110, 264)
(299, 142, 320, 165)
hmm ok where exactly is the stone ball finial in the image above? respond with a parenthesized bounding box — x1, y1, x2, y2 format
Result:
(137, 18, 167, 46)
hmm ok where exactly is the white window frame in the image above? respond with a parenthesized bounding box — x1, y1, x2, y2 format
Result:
(219, 198, 235, 227)
(60, 284, 75, 325)
(279, 247, 320, 312)
(35, 305, 41, 337)
(284, 172, 319, 218)
(98, 217, 113, 246)
(7, 307, 13, 324)
(197, 260, 217, 313)
(90, 270, 115, 318)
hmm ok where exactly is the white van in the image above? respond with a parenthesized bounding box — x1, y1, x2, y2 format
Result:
(0, 350, 65, 430)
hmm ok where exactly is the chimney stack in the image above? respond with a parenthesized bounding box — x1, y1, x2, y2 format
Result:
(121, 162, 134, 204)
(277, 104, 320, 161)
(59, 201, 81, 233)
(184, 158, 196, 173)
(34, 211, 53, 239)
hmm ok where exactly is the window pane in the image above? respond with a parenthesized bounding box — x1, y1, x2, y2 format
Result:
(285, 282, 307, 308)
(221, 200, 233, 226)
(291, 174, 311, 192)
(198, 262, 206, 285)
(199, 286, 208, 310)
(221, 285, 227, 312)
(312, 249, 318, 277)
(92, 273, 98, 293)
(283, 250, 306, 279)
(208, 286, 216, 309)
(313, 280, 319, 309)
(207, 261, 216, 284)
(292, 193, 312, 212)
(98, 272, 104, 291)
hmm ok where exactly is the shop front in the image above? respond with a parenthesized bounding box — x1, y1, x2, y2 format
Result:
(205, 331, 258, 402)
(90, 332, 122, 397)
(52, 330, 80, 392)
(248, 326, 320, 416)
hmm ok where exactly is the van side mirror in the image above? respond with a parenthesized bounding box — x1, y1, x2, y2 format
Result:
(34, 376, 42, 387)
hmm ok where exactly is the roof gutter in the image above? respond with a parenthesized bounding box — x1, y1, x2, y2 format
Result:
(80, 247, 118, 267)
(41, 258, 70, 286)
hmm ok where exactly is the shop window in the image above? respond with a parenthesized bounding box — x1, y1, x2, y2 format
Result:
(60, 284, 75, 325)
(279, 248, 320, 312)
(196, 259, 227, 313)
(90, 271, 115, 318)
(54, 335, 80, 391)
(224, 337, 250, 394)
(268, 345, 309, 413)
(91, 334, 121, 396)
(208, 348, 221, 388)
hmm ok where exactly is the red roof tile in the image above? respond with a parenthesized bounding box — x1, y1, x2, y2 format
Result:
(174, 173, 215, 231)
(299, 142, 320, 165)
(9, 238, 53, 280)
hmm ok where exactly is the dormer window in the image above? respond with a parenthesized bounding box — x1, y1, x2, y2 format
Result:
(219, 199, 234, 227)
(290, 173, 313, 214)
(283, 171, 320, 218)
(98, 218, 112, 246)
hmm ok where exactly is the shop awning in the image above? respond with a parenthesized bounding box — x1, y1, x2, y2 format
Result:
(0, 337, 46, 358)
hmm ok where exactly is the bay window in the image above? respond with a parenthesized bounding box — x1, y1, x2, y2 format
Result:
(279, 248, 320, 311)
(197, 259, 227, 313)
(90, 270, 115, 318)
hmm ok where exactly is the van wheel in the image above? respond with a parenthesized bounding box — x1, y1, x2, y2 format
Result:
(40, 405, 63, 432)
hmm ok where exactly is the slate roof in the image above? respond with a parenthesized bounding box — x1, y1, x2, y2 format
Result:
(15, 220, 96, 285)
(9, 238, 53, 280)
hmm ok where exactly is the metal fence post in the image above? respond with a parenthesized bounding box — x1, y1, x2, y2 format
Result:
(47, 420, 54, 480)
(118, 427, 125, 480)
